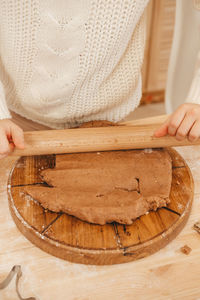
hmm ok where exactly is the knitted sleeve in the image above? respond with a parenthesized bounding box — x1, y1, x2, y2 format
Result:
(0, 81, 11, 119)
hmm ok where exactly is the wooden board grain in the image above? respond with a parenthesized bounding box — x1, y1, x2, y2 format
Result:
(9, 125, 200, 157)
(7, 148, 193, 265)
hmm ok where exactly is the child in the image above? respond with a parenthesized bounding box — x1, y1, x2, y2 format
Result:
(0, 0, 200, 160)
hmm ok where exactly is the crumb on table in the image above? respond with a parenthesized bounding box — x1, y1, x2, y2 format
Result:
(180, 245, 192, 255)
(193, 221, 200, 234)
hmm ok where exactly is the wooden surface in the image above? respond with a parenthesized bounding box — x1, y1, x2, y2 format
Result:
(140, 0, 176, 104)
(7, 148, 193, 266)
(142, 0, 175, 97)
(140, 90, 166, 105)
(9, 114, 172, 156)
(121, 114, 168, 125)
(10, 123, 200, 157)
(1, 144, 200, 299)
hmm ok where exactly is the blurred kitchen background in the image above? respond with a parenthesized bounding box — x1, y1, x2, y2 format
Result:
(126, 0, 175, 120)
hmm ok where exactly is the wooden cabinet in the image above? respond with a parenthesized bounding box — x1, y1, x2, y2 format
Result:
(141, 0, 176, 104)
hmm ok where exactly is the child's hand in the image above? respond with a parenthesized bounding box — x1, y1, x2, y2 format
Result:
(0, 119, 24, 159)
(154, 103, 200, 142)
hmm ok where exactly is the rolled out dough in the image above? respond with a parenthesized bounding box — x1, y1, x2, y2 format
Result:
(25, 120, 172, 225)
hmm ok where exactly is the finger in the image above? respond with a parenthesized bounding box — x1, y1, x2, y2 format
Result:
(0, 143, 14, 159)
(168, 106, 187, 136)
(8, 142, 15, 151)
(188, 120, 200, 142)
(0, 129, 12, 155)
(10, 125, 24, 149)
(154, 119, 170, 137)
(175, 112, 196, 141)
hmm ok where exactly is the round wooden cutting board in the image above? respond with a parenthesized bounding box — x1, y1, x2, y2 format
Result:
(7, 148, 193, 265)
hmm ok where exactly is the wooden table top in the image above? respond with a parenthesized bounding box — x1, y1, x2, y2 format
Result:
(1, 146, 200, 300)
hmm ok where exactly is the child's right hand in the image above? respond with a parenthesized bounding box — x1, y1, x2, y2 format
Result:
(0, 119, 24, 159)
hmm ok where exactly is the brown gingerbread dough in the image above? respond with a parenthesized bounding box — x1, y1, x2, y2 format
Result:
(25, 121, 172, 225)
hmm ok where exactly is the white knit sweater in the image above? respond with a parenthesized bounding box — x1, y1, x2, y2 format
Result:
(1, 1, 200, 129)
(0, 0, 148, 129)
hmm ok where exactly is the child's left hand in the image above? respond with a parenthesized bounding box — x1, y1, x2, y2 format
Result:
(154, 103, 200, 141)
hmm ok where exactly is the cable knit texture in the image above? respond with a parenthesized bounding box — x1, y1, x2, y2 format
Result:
(0, 0, 148, 128)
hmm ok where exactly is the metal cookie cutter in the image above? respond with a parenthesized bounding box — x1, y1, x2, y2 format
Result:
(0, 265, 36, 300)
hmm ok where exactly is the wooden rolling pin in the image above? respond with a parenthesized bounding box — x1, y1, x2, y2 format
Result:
(10, 114, 200, 156)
